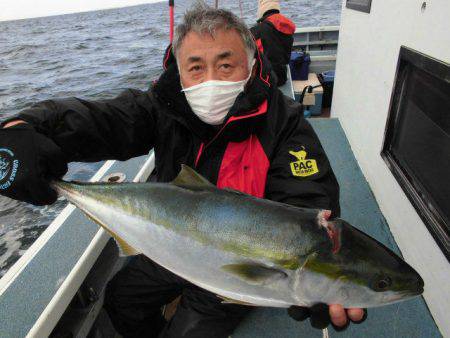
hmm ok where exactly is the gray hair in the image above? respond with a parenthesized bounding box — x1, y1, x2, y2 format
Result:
(172, 2, 256, 65)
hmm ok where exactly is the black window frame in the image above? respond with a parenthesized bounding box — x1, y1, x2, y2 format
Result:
(346, 0, 372, 13)
(381, 46, 450, 261)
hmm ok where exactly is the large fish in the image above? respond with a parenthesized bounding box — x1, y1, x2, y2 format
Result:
(53, 165, 423, 308)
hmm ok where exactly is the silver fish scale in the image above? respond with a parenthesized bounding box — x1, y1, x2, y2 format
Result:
(88, 182, 328, 263)
(54, 178, 424, 308)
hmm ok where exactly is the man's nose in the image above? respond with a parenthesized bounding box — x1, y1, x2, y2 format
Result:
(204, 67, 218, 82)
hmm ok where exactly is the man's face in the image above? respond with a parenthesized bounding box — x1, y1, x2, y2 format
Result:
(177, 28, 251, 88)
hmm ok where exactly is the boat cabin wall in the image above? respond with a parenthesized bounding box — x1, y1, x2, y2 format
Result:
(331, 0, 450, 335)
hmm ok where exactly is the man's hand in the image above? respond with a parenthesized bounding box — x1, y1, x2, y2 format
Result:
(288, 304, 367, 330)
(0, 123, 67, 205)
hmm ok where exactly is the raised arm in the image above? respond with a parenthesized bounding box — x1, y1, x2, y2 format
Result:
(0, 89, 158, 205)
(7, 89, 157, 161)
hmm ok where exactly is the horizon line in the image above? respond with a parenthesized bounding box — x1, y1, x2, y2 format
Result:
(0, 1, 164, 23)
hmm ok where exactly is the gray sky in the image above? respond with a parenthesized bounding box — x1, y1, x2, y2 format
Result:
(0, 0, 164, 22)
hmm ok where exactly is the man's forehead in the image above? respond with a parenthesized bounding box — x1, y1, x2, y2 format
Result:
(178, 29, 246, 61)
(186, 50, 234, 63)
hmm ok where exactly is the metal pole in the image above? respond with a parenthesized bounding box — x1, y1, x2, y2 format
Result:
(214, 0, 219, 9)
(169, 0, 174, 43)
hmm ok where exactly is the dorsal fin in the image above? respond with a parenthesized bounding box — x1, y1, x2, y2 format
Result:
(171, 164, 214, 188)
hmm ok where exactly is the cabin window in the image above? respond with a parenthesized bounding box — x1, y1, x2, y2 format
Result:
(382, 46, 450, 261)
(346, 0, 372, 13)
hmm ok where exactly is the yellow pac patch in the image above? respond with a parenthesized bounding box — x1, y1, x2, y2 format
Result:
(289, 148, 319, 177)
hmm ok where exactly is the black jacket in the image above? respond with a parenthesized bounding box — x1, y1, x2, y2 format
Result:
(12, 46, 340, 216)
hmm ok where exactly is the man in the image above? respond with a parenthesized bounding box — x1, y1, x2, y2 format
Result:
(0, 3, 365, 337)
(251, 0, 296, 86)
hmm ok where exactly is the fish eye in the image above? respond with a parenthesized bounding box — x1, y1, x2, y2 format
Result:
(373, 276, 392, 291)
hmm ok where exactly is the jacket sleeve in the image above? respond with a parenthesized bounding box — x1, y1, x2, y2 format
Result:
(10, 89, 157, 162)
(265, 108, 341, 217)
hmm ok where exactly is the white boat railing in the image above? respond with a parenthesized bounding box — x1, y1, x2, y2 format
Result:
(293, 25, 339, 54)
(0, 152, 155, 337)
(295, 25, 340, 33)
(28, 152, 156, 337)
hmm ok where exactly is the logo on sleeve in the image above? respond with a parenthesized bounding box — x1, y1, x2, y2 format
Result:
(0, 148, 19, 190)
(289, 147, 319, 177)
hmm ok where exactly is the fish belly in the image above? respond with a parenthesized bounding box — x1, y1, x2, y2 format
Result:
(88, 198, 298, 307)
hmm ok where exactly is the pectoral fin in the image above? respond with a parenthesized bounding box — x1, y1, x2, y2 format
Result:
(221, 263, 287, 285)
(216, 295, 258, 306)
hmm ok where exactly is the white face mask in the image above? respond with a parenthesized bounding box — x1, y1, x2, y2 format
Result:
(181, 59, 255, 125)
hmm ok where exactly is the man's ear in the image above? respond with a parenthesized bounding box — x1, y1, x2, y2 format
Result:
(247, 58, 257, 86)
(245, 66, 257, 91)
(251, 62, 257, 78)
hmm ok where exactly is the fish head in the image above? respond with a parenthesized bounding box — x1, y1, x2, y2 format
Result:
(297, 217, 424, 308)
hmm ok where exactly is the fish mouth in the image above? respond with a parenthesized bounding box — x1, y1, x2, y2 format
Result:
(398, 278, 424, 299)
(405, 275, 424, 297)
(387, 287, 424, 303)
(381, 278, 424, 304)
(406, 285, 424, 297)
